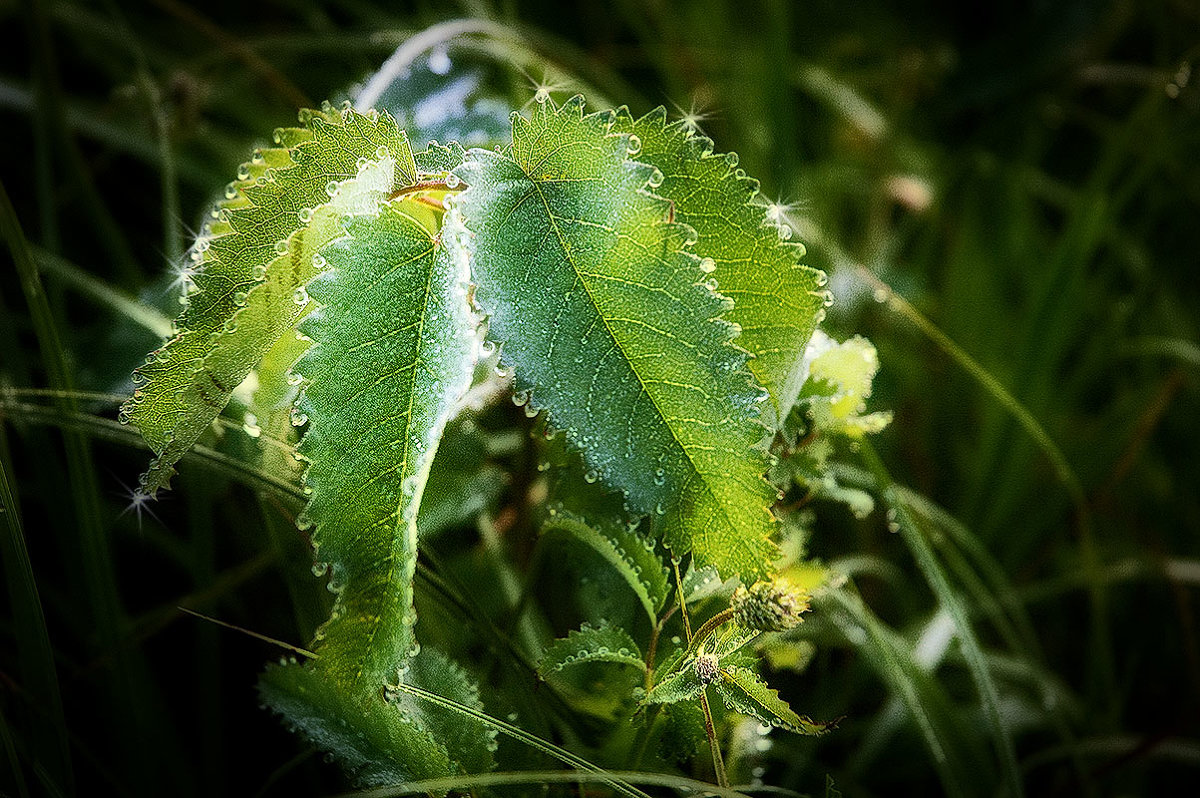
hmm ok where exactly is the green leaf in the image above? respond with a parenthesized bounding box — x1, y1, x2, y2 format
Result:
(294, 200, 475, 686)
(799, 331, 892, 438)
(389, 648, 496, 775)
(713, 665, 834, 736)
(658, 701, 707, 763)
(612, 109, 828, 425)
(542, 512, 668, 624)
(417, 415, 506, 539)
(454, 96, 778, 580)
(537, 621, 645, 677)
(416, 140, 468, 175)
(643, 663, 704, 705)
(122, 106, 417, 493)
(260, 198, 476, 777)
(258, 659, 452, 787)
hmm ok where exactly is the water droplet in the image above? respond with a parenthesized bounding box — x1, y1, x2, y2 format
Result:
(583, 469, 599, 484)
(291, 410, 308, 427)
(311, 253, 327, 269)
(224, 182, 238, 199)
(274, 239, 288, 255)
(236, 164, 250, 181)
(298, 207, 313, 224)
(233, 291, 249, 306)
(653, 468, 666, 486)
(647, 167, 665, 189)
(725, 152, 739, 167)
(325, 180, 339, 197)
(375, 146, 389, 160)
(286, 371, 303, 386)
(293, 286, 309, 305)
(479, 340, 496, 357)
(428, 46, 452, 75)
(815, 270, 829, 287)
(242, 412, 261, 438)
(626, 134, 642, 156)
(703, 277, 719, 291)
(445, 172, 461, 189)
(272, 128, 284, 145)
(251, 264, 267, 280)
(699, 257, 716, 274)
(534, 88, 550, 104)
(512, 390, 530, 407)
(886, 508, 900, 533)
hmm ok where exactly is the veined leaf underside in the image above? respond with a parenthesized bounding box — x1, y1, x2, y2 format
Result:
(259, 198, 480, 782)
(122, 106, 417, 493)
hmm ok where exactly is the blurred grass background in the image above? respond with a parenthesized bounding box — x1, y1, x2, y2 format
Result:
(1, 0, 1198, 795)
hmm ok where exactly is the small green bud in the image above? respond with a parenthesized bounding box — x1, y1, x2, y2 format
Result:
(693, 653, 721, 684)
(731, 578, 810, 632)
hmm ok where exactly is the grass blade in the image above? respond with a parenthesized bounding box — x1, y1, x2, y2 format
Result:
(859, 439, 1024, 798)
(0, 435, 69, 795)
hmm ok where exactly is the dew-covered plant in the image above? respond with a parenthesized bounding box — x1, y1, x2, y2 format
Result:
(121, 93, 891, 788)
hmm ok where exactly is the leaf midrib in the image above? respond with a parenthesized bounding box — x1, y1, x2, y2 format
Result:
(520, 156, 752, 555)
(324, 211, 436, 690)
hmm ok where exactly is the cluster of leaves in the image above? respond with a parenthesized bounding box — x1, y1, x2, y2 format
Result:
(119, 92, 891, 785)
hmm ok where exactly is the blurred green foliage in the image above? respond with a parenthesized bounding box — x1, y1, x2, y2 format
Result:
(1, 0, 1197, 795)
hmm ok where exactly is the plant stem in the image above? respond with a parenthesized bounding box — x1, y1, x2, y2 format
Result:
(671, 558, 693, 642)
(699, 688, 728, 788)
(687, 608, 735, 655)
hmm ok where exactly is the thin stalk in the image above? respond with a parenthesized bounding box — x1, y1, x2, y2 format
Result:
(672, 558, 693, 642)
(389, 681, 654, 798)
(644, 603, 678, 689)
(344, 767, 752, 798)
(699, 688, 729, 788)
(687, 608, 735, 656)
(0, 431, 71, 795)
(33, 246, 173, 337)
(854, 262, 1113, 729)
(0, 703, 31, 798)
(860, 439, 1024, 798)
(0, 399, 307, 503)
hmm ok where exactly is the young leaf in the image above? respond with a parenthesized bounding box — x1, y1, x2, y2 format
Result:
(260, 199, 476, 776)
(537, 621, 646, 677)
(258, 659, 452, 787)
(612, 109, 828, 425)
(643, 664, 705, 705)
(659, 701, 708, 763)
(454, 96, 778, 580)
(799, 330, 893, 438)
(389, 648, 496, 775)
(714, 665, 834, 736)
(122, 106, 416, 493)
(416, 140, 468, 175)
(542, 513, 668, 625)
